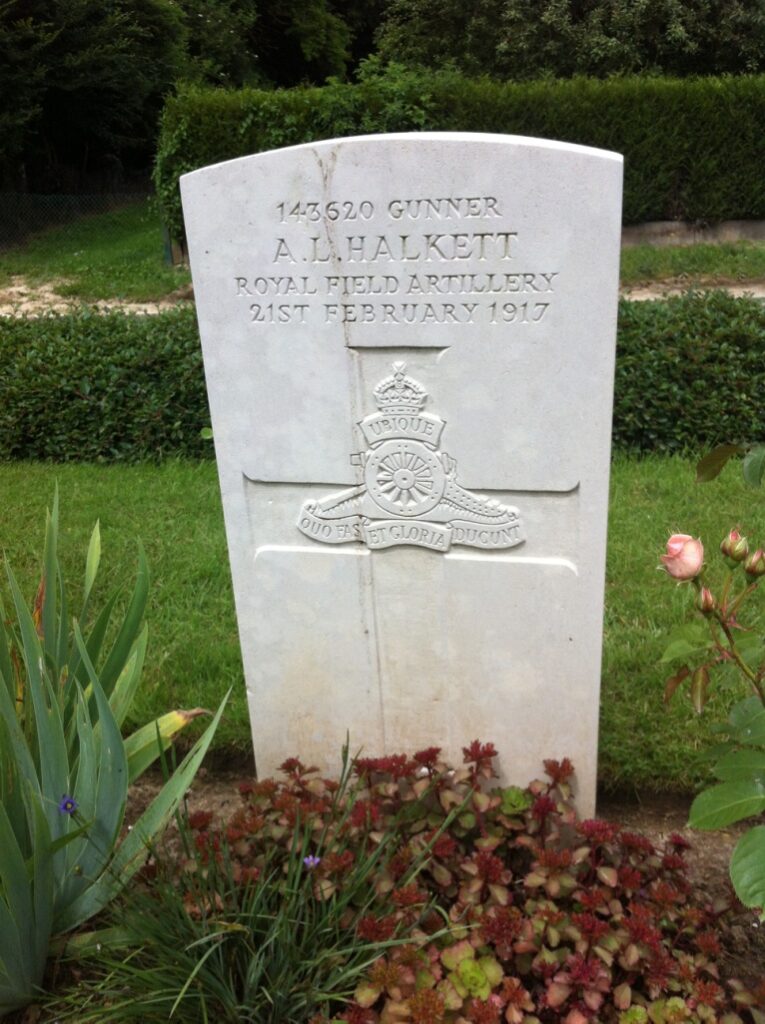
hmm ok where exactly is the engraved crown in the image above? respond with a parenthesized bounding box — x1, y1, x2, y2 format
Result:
(373, 362, 427, 414)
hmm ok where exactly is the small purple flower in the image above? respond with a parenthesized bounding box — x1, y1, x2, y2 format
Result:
(58, 794, 78, 815)
(303, 854, 321, 870)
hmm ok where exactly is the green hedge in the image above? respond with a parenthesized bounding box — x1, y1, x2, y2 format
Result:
(154, 72, 765, 238)
(0, 309, 209, 462)
(614, 291, 765, 453)
(1, 292, 763, 462)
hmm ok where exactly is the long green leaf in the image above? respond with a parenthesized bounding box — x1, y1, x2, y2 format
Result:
(0, 892, 27, 1015)
(55, 690, 229, 933)
(0, 788, 54, 1016)
(6, 565, 69, 840)
(54, 627, 129, 925)
(689, 780, 765, 830)
(28, 784, 54, 981)
(71, 591, 119, 687)
(0, 662, 38, 796)
(98, 542, 149, 698)
(55, 557, 69, 685)
(40, 487, 59, 667)
(108, 625, 148, 729)
(730, 825, 765, 918)
(57, 684, 100, 907)
(124, 706, 208, 784)
(83, 519, 101, 609)
(0, 800, 33, 945)
(0, 595, 15, 706)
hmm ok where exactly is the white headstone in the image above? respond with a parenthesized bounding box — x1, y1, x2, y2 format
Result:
(181, 132, 623, 813)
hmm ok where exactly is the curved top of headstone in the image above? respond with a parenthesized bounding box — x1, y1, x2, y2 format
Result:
(181, 131, 622, 183)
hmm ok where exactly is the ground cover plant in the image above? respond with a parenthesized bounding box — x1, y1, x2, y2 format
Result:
(0, 200, 190, 303)
(48, 746, 764, 1022)
(0, 456, 760, 793)
(0, 492, 226, 1013)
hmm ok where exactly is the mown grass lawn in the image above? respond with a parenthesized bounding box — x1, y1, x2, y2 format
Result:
(2, 199, 765, 302)
(620, 239, 765, 286)
(1, 455, 762, 792)
(0, 200, 191, 302)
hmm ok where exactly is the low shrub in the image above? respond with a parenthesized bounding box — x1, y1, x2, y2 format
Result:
(1, 292, 764, 462)
(51, 745, 762, 1022)
(614, 291, 765, 454)
(154, 71, 765, 239)
(0, 308, 208, 462)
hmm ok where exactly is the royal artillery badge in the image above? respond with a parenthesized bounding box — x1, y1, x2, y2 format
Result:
(297, 363, 524, 552)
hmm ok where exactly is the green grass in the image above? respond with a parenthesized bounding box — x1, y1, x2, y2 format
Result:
(0, 200, 190, 302)
(620, 240, 765, 287)
(2, 200, 765, 305)
(1, 456, 763, 792)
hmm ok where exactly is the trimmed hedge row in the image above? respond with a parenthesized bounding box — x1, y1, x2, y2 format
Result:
(614, 290, 765, 453)
(0, 292, 763, 462)
(154, 73, 765, 238)
(0, 308, 209, 462)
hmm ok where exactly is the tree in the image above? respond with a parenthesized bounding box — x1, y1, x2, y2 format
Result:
(0, 1, 54, 186)
(374, 0, 765, 80)
(175, 0, 262, 87)
(254, 0, 352, 86)
(0, 0, 186, 189)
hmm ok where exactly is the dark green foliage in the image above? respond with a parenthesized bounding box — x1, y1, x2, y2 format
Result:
(0, 0, 187, 190)
(614, 291, 765, 454)
(173, 0, 353, 89)
(154, 72, 765, 238)
(1, 292, 763, 463)
(174, 0, 262, 88)
(254, 0, 352, 86)
(0, 309, 209, 462)
(375, 0, 765, 79)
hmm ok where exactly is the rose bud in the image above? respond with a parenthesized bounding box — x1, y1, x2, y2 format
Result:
(697, 586, 716, 614)
(660, 534, 704, 581)
(744, 548, 765, 579)
(721, 528, 748, 563)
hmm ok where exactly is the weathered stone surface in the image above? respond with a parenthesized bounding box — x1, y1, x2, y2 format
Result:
(181, 133, 623, 813)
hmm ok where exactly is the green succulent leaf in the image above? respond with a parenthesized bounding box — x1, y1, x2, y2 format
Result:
(500, 785, 533, 814)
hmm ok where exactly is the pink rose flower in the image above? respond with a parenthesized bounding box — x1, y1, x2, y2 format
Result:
(661, 534, 704, 580)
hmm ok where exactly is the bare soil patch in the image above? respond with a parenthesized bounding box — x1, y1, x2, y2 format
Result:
(0, 275, 192, 316)
(621, 276, 765, 301)
(3, 273, 765, 317)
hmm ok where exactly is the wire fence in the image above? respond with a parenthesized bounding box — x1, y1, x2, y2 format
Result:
(0, 191, 152, 251)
